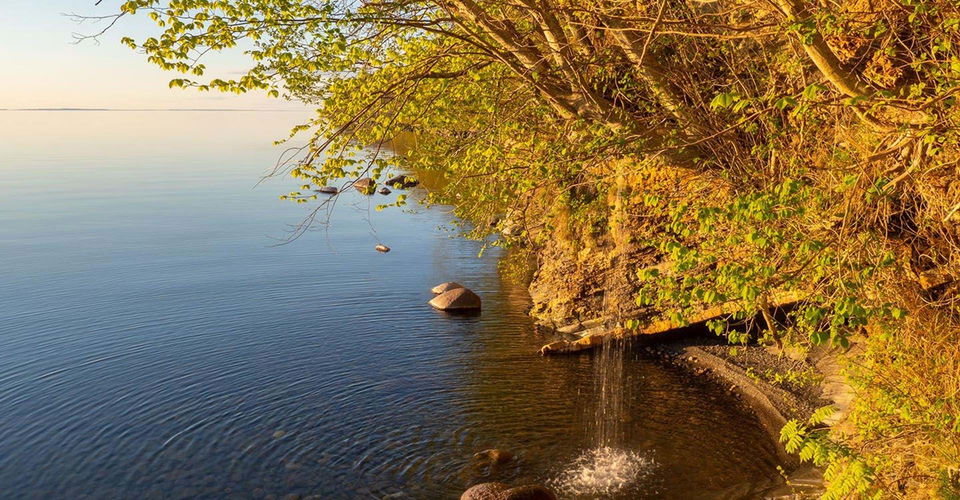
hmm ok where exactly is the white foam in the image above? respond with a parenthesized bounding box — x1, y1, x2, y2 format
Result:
(550, 446, 653, 497)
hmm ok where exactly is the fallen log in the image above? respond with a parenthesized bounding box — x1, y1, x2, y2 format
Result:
(538, 268, 953, 356)
(540, 290, 805, 355)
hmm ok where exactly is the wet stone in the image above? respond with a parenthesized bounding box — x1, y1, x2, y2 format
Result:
(431, 281, 465, 294)
(429, 287, 481, 311)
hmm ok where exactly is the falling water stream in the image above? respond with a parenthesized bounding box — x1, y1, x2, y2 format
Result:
(552, 175, 655, 497)
(596, 337, 628, 449)
(552, 338, 654, 497)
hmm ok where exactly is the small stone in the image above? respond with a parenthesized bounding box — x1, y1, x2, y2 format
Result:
(316, 186, 338, 194)
(273, 430, 286, 439)
(503, 485, 557, 500)
(430, 282, 465, 294)
(428, 287, 481, 311)
(461, 483, 556, 500)
(375, 244, 390, 253)
(473, 448, 513, 464)
(385, 174, 418, 189)
(378, 187, 391, 195)
(354, 178, 376, 194)
(461, 482, 509, 500)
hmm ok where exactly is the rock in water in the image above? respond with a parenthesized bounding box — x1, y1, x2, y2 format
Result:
(461, 483, 556, 500)
(502, 485, 556, 500)
(431, 282, 465, 294)
(461, 482, 509, 500)
(473, 448, 513, 464)
(385, 174, 419, 189)
(354, 177, 375, 194)
(375, 244, 390, 253)
(317, 186, 338, 194)
(378, 186, 392, 195)
(429, 287, 481, 311)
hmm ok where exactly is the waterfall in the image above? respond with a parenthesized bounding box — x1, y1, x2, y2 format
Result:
(551, 336, 652, 497)
(552, 167, 652, 496)
(595, 335, 626, 448)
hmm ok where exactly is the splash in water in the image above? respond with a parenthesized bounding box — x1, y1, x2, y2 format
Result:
(552, 331, 652, 496)
(550, 446, 653, 497)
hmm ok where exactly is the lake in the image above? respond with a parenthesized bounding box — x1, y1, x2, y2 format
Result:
(0, 111, 783, 499)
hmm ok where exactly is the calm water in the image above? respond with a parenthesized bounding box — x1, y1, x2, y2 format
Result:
(0, 111, 783, 499)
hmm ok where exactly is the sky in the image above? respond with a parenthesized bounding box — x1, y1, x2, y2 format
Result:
(0, 1, 306, 110)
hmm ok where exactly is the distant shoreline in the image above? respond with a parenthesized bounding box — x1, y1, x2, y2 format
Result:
(0, 108, 307, 112)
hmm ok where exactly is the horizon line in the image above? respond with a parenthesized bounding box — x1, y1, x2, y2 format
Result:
(1, 108, 309, 112)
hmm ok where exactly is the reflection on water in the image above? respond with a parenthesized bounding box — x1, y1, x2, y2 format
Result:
(0, 111, 783, 499)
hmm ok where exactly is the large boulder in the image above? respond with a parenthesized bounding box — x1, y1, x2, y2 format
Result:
(431, 282, 465, 294)
(354, 178, 375, 194)
(461, 483, 556, 500)
(385, 174, 419, 189)
(429, 288, 481, 311)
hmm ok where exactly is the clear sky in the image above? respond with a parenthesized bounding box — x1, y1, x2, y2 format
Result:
(0, 1, 305, 110)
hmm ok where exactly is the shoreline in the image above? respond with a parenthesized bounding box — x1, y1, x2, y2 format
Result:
(538, 323, 842, 497)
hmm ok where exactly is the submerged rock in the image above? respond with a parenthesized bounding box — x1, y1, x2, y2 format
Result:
(378, 186, 392, 195)
(385, 174, 418, 189)
(429, 288, 481, 311)
(317, 186, 338, 194)
(461, 483, 556, 500)
(354, 178, 376, 194)
(430, 282, 465, 294)
(375, 244, 391, 253)
(473, 448, 513, 464)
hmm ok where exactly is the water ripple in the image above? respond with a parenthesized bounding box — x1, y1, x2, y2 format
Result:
(0, 111, 785, 499)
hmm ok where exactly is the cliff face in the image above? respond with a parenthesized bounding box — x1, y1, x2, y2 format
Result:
(525, 162, 711, 328)
(526, 164, 631, 327)
(527, 237, 609, 326)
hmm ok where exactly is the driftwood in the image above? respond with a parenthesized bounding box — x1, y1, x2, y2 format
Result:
(538, 265, 955, 356)
(540, 290, 805, 355)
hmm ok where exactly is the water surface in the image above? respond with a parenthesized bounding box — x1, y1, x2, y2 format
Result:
(0, 111, 783, 499)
